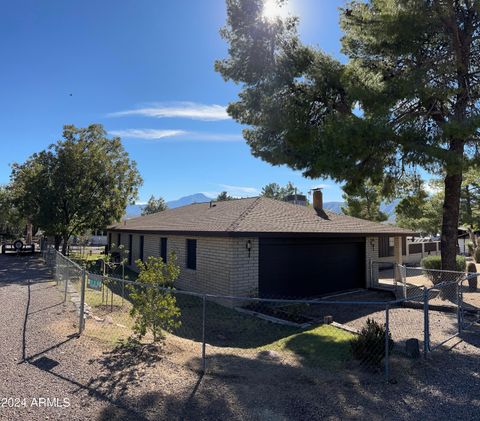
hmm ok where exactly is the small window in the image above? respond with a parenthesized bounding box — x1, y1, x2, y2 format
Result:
(186, 239, 197, 270)
(160, 237, 167, 263)
(128, 234, 133, 265)
(139, 235, 144, 262)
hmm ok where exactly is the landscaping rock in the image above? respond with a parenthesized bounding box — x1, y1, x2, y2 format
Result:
(93, 316, 104, 323)
(405, 338, 420, 359)
(257, 350, 280, 360)
(104, 316, 114, 325)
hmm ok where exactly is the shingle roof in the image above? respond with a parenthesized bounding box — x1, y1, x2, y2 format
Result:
(109, 197, 414, 237)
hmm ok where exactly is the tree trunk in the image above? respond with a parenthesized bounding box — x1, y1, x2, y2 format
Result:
(54, 235, 61, 251)
(61, 234, 69, 255)
(441, 171, 463, 271)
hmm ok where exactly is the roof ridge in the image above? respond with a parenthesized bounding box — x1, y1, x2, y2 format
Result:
(225, 196, 262, 232)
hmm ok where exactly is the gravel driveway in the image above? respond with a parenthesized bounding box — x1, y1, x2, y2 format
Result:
(1, 254, 480, 420)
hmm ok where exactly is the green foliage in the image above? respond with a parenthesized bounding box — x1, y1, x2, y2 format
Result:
(10, 124, 142, 253)
(395, 184, 443, 236)
(467, 241, 475, 256)
(216, 191, 234, 201)
(141, 195, 168, 215)
(474, 247, 480, 264)
(341, 181, 388, 222)
(350, 318, 393, 367)
(0, 185, 25, 239)
(129, 255, 181, 342)
(421, 255, 466, 272)
(261, 181, 303, 201)
(216, 0, 480, 269)
(421, 255, 466, 285)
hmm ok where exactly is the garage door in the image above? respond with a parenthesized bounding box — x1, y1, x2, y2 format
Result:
(259, 237, 366, 298)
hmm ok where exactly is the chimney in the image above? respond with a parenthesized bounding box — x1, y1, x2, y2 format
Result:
(312, 188, 323, 212)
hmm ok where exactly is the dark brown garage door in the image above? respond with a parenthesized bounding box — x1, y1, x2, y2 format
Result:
(259, 237, 366, 298)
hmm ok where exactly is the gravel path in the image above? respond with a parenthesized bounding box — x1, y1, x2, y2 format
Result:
(1, 255, 480, 420)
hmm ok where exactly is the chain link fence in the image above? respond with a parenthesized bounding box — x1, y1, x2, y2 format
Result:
(40, 248, 480, 382)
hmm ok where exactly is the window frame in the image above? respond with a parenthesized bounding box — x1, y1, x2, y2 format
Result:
(160, 237, 167, 263)
(128, 234, 133, 265)
(186, 239, 197, 270)
(139, 235, 144, 262)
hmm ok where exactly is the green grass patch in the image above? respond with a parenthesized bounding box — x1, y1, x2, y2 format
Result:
(81, 283, 355, 367)
(259, 324, 355, 369)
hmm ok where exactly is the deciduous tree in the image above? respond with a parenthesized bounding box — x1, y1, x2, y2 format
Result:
(141, 195, 168, 215)
(10, 124, 142, 253)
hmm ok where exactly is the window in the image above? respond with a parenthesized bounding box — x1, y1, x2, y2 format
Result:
(186, 239, 197, 270)
(160, 237, 167, 263)
(128, 235, 133, 265)
(117, 233, 121, 248)
(139, 235, 144, 262)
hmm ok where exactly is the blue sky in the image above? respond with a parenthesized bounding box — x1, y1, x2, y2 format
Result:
(0, 0, 349, 203)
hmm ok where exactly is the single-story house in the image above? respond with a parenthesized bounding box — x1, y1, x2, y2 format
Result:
(107, 190, 414, 299)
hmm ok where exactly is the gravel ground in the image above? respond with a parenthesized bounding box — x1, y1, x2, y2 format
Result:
(1, 255, 480, 420)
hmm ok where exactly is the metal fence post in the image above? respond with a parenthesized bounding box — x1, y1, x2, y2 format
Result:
(385, 303, 390, 382)
(79, 266, 87, 334)
(423, 287, 429, 357)
(201, 294, 206, 373)
(64, 263, 68, 303)
(457, 280, 463, 335)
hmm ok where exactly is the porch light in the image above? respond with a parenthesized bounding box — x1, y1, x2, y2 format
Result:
(246, 240, 252, 257)
(370, 238, 375, 251)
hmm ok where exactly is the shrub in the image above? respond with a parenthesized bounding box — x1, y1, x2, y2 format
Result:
(467, 241, 475, 257)
(474, 247, 480, 264)
(467, 262, 478, 292)
(350, 318, 393, 367)
(129, 254, 181, 342)
(421, 255, 466, 284)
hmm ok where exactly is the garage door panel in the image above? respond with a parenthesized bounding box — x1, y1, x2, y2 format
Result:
(259, 238, 365, 298)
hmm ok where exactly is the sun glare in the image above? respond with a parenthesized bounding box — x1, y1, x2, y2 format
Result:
(262, 0, 293, 21)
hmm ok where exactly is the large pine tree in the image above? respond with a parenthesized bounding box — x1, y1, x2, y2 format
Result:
(216, 0, 480, 270)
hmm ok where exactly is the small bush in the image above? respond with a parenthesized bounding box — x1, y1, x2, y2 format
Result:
(474, 247, 480, 263)
(467, 262, 478, 292)
(421, 255, 466, 285)
(129, 254, 182, 342)
(350, 318, 393, 367)
(467, 241, 475, 257)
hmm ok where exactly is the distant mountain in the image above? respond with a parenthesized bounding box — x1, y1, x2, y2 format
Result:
(322, 201, 344, 214)
(323, 199, 400, 222)
(125, 194, 400, 222)
(125, 193, 212, 218)
(167, 193, 211, 209)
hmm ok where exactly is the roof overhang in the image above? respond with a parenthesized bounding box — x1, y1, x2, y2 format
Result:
(106, 227, 415, 238)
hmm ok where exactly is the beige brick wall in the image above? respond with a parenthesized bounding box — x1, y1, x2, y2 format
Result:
(108, 231, 245, 297)
(230, 237, 259, 297)
(366, 236, 379, 287)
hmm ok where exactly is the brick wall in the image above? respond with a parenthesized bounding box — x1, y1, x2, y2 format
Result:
(108, 231, 242, 297)
(365, 236, 379, 287)
(230, 237, 259, 297)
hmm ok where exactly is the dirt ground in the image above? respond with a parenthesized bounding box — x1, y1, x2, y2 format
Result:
(1, 255, 480, 420)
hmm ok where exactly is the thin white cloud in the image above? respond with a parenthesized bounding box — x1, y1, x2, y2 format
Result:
(109, 129, 243, 142)
(110, 129, 187, 139)
(219, 184, 260, 195)
(107, 102, 230, 121)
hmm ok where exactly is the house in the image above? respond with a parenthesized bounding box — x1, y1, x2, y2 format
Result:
(107, 189, 414, 299)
